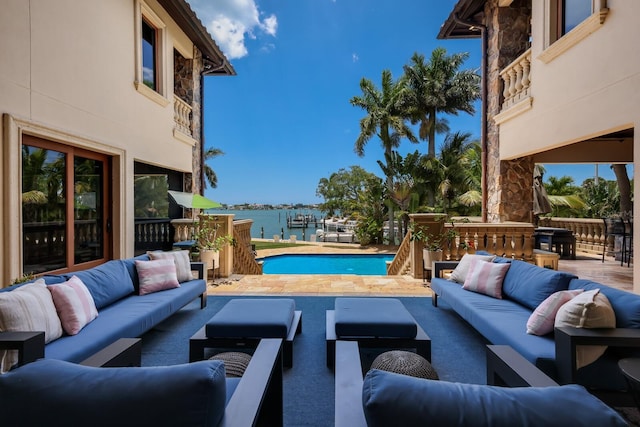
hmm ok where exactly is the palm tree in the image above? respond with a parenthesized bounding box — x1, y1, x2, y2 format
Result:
(402, 49, 480, 205)
(203, 147, 224, 189)
(350, 69, 417, 243)
(436, 132, 475, 214)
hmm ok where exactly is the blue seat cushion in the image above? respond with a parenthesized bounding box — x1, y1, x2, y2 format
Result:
(206, 298, 295, 338)
(0, 359, 228, 427)
(362, 369, 627, 427)
(334, 298, 417, 338)
(501, 260, 576, 310)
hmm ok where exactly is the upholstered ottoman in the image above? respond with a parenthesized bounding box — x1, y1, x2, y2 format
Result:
(326, 298, 430, 368)
(190, 298, 302, 367)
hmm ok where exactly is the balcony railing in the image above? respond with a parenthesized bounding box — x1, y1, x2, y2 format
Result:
(538, 217, 605, 255)
(173, 95, 193, 138)
(500, 48, 532, 112)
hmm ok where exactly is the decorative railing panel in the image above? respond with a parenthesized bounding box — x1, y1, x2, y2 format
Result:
(134, 219, 172, 254)
(500, 48, 532, 111)
(173, 95, 193, 137)
(233, 219, 263, 274)
(387, 231, 411, 275)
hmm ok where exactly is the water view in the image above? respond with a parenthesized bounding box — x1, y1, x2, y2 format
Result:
(206, 208, 326, 242)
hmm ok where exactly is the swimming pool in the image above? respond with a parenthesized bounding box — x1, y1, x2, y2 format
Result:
(259, 253, 395, 275)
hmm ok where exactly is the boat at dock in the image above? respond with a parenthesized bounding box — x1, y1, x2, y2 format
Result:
(286, 212, 320, 228)
(315, 218, 359, 243)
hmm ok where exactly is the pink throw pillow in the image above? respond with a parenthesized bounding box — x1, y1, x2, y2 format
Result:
(526, 289, 584, 336)
(135, 259, 180, 295)
(462, 259, 510, 299)
(48, 276, 99, 335)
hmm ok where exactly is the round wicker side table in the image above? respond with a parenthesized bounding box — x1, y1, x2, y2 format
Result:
(209, 351, 252, 378)
(370, 350, 438, 380)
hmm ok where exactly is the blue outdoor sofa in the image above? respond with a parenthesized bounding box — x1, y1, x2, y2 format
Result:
(430, 255, 640, 404)
(0, 253, 207, 369)
(334, 340, 627, 427)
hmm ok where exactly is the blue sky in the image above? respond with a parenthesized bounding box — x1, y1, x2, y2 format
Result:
(188, 0, 627, 205)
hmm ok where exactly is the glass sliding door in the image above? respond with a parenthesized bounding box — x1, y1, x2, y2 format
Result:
(22, 136, 110, 275)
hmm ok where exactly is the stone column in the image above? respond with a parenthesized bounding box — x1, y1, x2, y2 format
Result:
(484, 0, 534, 223)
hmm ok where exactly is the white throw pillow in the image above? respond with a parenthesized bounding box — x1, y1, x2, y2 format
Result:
(0, 280, 63, 373)
(462, 259, 510, 299)
(148, 250, 194, 282)
(554, 289, 616, 369)
(449, 254, 496, 284)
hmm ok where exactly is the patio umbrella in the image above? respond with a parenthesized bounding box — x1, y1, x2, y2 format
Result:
(533, 165, 552, 215)
(168, 190, 222, 209)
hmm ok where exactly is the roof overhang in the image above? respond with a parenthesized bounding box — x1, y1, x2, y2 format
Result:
(158, 0, 236, 76)
(437, 0, 487, 40)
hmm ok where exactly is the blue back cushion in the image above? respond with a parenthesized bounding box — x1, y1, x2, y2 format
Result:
(362, 369, 627, 427)
(67, 260, 135, 309)
(569, 279, 640, 328)
(501, 260, 575, 310)
(0, 359, 227, 427)
(121, 253, 151, 292)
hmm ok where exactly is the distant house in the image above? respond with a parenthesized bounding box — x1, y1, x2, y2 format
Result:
(439, 0, 637, 284)
(0, 0, 234, 284)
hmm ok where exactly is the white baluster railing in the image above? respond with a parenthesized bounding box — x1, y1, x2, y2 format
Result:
(500, 48, 532, 111)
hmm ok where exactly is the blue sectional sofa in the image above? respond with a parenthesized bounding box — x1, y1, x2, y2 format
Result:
(0, 254, 207, 368)
(430, 256, 640, 404)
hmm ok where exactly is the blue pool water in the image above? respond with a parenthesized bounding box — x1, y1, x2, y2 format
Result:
(259, 253, 395, 275)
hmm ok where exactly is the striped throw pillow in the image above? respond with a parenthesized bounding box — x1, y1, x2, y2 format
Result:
(148, 250, 194, 282)
(135, 259, 180, 295)
(462, 259, 510, 299)
(0, 280, 63, 373)
(526, 289, 584, 336)
(48, 276, 99, 335)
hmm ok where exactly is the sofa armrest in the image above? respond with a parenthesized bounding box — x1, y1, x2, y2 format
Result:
(0, 331, 45, 367)
(80, 338, 142, 367)
(433, 261, 459, 279)
(334, 340, 368, 427)
(555, 326, 640, 384)
(486, 345, 558, 387)
(191, 261, 205, 280)
(221, 338, 284, 427)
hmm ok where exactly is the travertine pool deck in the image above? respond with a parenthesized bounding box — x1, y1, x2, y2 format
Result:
(207, 241, 633, 296)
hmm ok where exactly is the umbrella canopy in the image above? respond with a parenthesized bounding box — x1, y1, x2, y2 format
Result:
(533, 165, 552, 215)
(168, 190, 222, 209)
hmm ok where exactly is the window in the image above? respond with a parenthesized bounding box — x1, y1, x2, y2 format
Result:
(142, 18, 157, 90)
(540, 0, 609, 63)
(135, 1, 168, 105)
(559, 0, 592, 36)
(22, 136, 110, 274)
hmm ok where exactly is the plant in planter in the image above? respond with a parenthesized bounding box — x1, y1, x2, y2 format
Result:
(409, 218, 460, 271)
(195, 217, 234, 273)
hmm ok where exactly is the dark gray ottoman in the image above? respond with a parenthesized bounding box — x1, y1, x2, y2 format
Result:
(326, 297, 430, 369)
(190, 298, 302, 367)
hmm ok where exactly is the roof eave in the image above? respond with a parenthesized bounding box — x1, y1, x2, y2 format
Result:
(437, 0, 486, 40)
(157, 0, 236, 76)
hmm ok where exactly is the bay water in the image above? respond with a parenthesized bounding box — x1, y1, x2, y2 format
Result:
(205, 208, 326, 242)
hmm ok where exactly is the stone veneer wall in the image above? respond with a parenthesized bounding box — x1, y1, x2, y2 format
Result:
(484, 0, 534, 223)
(190, 48, 203, 196)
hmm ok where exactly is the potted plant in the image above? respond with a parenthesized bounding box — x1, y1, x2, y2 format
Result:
(409, 218, 460, 271)
(195, 217, 234, 273)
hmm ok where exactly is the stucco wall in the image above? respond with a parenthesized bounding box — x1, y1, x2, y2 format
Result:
(498, 0, 639, 160)
(0, 0, 204, 282)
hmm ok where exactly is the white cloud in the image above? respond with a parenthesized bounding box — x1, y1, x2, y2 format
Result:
(187, 0, 277, 60)
(352, 53, 359, 63)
